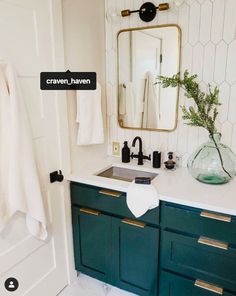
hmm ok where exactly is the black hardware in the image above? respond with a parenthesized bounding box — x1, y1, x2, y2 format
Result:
(160, 54, 163, 64)
(121, 2, 169, 22)
(153, 151, 161, 168)
(50, 170, 64, 183)
(139, 2, 157, 22)
(131, 136, 151, 165)
(135, 177, 151, 185)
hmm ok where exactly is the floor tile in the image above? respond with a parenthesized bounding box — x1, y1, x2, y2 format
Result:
(58, 274, 136, 296)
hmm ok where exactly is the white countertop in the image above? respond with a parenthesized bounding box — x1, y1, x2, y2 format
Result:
(67, 157, 236, 216)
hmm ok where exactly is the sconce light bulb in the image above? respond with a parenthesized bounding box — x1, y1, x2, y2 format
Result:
(106, 8, 120, 24)
(173, 0, 185, 7)
(169, 0, 185, 14)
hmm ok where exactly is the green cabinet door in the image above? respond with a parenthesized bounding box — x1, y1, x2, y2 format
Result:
(72, 206, 112, 284)
(159, 271, 235, 296)
(161, 230, 236, 292)
(112, 217, 159, 296)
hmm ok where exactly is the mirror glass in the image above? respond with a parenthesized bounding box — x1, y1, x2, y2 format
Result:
(117, 25, 181, 131)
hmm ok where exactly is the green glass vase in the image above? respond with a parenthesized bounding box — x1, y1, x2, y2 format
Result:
(187, 133, 236, 184)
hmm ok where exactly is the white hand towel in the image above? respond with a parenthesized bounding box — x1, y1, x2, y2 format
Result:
(76, 83, 104, 145)
(118, 84, 126, 115)
(142, 71, 159, 129)
(121, 82, 137, 127)
(127, 181, 159, 218)
(0, 64, 47, 240)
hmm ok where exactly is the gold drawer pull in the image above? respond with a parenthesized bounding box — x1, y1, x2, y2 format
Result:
(121, 218, 145, 228)
(198, 236, 228, 250)
(195, 279, 223, 295)
(200, 210, 231, 223)
(80, 208, 100, 216)
(99, 188, 122, 198)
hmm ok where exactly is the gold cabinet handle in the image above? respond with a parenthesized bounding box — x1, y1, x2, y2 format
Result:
(195, 279, 223, 295)
(121, 218, 145, 228)
(200, 210, 231, 223)
(99, 188, 122, 198)
(80, 208, 100, 216)
(198, 236, 228, 250)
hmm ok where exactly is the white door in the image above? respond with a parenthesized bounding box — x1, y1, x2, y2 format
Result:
(0, 1, 74, 295)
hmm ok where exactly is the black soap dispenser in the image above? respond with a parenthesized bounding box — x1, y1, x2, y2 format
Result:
(122, 141, 130, 163)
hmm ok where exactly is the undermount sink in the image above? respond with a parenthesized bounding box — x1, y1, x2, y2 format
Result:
(96, 166, 158, 182)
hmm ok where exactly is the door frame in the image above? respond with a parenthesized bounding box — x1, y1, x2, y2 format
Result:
(50, 0, 76, 286)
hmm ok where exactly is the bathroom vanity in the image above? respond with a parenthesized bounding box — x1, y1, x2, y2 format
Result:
(69, 161, 236, 296)
(71, 182, 159, 296)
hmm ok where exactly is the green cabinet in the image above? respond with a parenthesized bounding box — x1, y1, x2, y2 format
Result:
(161, 230, 236, 292)
(112, 217, 159, 296)
(72, 207, 112, 283)
(159, 271, 235, 296)
(160, 202, 236, 295)
(71, 183, 236, 296)
(161, 202, 236, 244)
(71, 182, 160, 226)
(71, 182, 160, 296)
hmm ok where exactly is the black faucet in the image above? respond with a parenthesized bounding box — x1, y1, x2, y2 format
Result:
(131, 136, 151, 165)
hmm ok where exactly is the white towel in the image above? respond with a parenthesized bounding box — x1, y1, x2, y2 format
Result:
(0, 64, 47, 240)
(118, 84, 126, 115)
(127, 181, 159, 218)
(119, 82, 145, 128)
(76, 83, 104, 145)
(142, 71, 159, 129)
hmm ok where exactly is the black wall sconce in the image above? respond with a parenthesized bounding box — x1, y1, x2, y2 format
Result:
(121, 2, 169, 22)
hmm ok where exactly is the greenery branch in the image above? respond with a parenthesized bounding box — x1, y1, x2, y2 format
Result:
(158, 70, 231, 178)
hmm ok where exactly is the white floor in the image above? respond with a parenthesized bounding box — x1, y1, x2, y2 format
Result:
(58, 274, 136, 296)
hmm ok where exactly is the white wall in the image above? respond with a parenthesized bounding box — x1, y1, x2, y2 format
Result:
(106, 0, 236, 165)
(62, 0, 107, 173)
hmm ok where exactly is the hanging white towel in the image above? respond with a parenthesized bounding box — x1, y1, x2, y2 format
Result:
(76, 83, 104, 145)
(0, 64, 47, 240)
(142, 71, 159, 129)
(119, 81, 143, 128)
(127, 181, 159, 218)
(118, 84, 126, 115)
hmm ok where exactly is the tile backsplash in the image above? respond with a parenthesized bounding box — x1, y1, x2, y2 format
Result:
(105, 0, 236, 165)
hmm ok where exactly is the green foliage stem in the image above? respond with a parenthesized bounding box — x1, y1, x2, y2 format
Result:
(159, 70, 221, 136)
(159, 70, 232, 178)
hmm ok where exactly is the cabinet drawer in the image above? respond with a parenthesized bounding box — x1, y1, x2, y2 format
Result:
(161, 202, 236, 244)
(159, 271, 235, 296)
(71, 182, 159, 226)
(161, 230, 236, 292)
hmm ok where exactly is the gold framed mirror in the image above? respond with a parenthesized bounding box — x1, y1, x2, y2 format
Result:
(117, 24, 181, 132)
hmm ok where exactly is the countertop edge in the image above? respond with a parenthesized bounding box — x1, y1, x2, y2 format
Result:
(67, 174, 236, 217)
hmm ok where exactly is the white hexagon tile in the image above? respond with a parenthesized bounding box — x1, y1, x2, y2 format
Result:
(105, 0, 236, 166)
(214, 41, 228, 85)
(178, 3, 189, 46)
(192, 43, 204, 80)
(203, 42, 215, 83)
(211, 0, 224, 44)
(218, 82, 230, 124)
(223, 0, 236, 44)
(199, 0, 212, 46)
(189, 1, 201, 46)
(226, 41, 236, 85)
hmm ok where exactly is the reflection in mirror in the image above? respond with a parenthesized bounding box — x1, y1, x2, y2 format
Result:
(118, 25, 181, 131)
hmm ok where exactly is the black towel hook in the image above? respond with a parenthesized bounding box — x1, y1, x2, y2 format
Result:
(50, 170, 64, 183)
